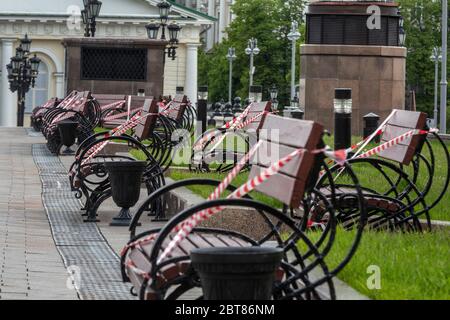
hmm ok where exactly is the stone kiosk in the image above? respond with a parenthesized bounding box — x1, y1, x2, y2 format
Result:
(63, 38, 167, 96)
(300, 0, 406, 135)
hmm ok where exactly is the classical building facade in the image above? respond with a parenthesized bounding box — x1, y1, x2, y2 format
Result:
(173, 0, 234, 50)
(0, 0, 214, 127)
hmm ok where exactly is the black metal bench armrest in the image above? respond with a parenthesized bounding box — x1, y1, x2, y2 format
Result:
(129, 178, 241, 238)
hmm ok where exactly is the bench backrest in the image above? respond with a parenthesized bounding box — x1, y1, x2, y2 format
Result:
(94, 94, 126, 109)
(244, 101, 272, 132)
(378, 109, 427, 165)
(70, 91, 92, 113)
(129, 96, 155, 110)
(134, 99, 159, 140)
(249, 114, 324, 207)
(165, 94, 188, 121)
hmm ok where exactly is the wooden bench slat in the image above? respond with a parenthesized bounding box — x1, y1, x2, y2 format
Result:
(250, 165, 307, 207)
(259, 116, 323, 149)
(379, 110, 427, 165)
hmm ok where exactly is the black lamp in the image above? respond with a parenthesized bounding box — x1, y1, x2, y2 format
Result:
(158, 1, 171, 25)
(198, 86, 208, 101)
(11, 56, 22, 73)
(269, 84, 278, 101)
(6, 63, 13, 77)
(291, 93, 299, 109)
(398, 14, 406, 47)
(146, 1, 180, 62)
(30, 54, 41, 75)
(88, 0, 102, 18)
(168, 22, 181, 44)
(81, 9, 88, 24)
(146, 21, 160, 40)
(20, 34, 31, 54)
(15, 46, 24, 60)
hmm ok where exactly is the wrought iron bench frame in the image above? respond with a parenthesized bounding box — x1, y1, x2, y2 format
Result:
(41, 91, 101, 154)
(69, 99, 166, 222)
(121, 115, 367, 300)
(315, 109, 450, 232)
(190, 101, 273, 173)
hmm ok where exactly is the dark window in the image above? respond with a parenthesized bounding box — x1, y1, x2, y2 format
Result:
(387, 17, 399, 46)
(81, 47, 147, 81)
(345, 16, 367, 45)
(322, 15, 345, 44)
(307, 16, 322, 44)
(306, 14, 400, 47)
(368, 17, 388, 45)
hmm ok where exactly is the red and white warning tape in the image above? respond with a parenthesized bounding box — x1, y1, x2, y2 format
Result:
(99, 100, 126, 111)
(192, 104, 257, 152)
(356, 128, 438, 159)
(103, 108, 140, 121)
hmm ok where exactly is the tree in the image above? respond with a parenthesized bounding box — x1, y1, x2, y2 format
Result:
(398, 0, 442, 116)
(198, 0, 308, 105)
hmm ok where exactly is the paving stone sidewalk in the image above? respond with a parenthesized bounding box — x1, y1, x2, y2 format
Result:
(0, 128, 77, 300)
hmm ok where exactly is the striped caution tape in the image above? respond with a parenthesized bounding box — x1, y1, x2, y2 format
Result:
(99, 100, 126, 111)
(356, 128, 438, 159)
(192, 103, 257, 152)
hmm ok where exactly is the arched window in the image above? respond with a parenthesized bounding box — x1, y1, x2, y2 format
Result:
(25, 60, 49, 113)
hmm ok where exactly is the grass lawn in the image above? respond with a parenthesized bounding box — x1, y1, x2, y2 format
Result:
(169, 134, 450, 221)
(169, 170, 283, 208)
(305, 228, 450, 300)
(95, 123, 449, 221)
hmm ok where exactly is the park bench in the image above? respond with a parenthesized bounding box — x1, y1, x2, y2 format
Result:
(41, 91, 101, 154)
(30, 97, 60, 131)
(315, 109, 449, 232)
(69, 98, 166, 222)
(100, 95, 155, 129)
(190, 101, 273, 173)
(121, 114, 367, 300)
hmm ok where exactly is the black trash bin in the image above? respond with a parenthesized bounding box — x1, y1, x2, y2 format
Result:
(57, 120, 78, 154)
(104, 161, 146, 226)
(191, 247, 283, 300)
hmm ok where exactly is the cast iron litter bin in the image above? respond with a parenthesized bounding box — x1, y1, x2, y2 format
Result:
(191, 247, 283, 300)
(104, 160, 146, 226)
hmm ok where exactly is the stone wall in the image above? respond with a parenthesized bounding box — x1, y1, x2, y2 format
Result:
(63, 38, 166, 97)
(299, 44, 407, 135)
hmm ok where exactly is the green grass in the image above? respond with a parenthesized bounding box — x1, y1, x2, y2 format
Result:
(169, 170, 283, 209)
(302, 228, 450, 300)
(98, 125, 450, 221)
(168, 136, 449, 221)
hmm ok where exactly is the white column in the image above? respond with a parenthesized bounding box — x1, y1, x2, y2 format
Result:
(206, 0, 216, 50)
(1, 39, 16, 127)
(218, 0, 227, 42)
(54, 72, 65, 98)
(185, 43, 200, 105)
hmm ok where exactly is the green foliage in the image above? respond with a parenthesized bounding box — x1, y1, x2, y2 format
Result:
(199, 0, 450, 131)
(198, 0, 307, 105)
(398, 0, 450, 131)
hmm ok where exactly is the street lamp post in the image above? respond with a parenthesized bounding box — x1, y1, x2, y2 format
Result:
(245, 38, 260, 94)
(287, 21, 301, 101)
(6, 34, 41, 127)
(226, 47, 236, 104)
(145, 1, 182, 61)
(441, 0, 448, 133)
(268, 84, 279, 111)
(81, 0, 102, 38)
(430, 47, 442, 127)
